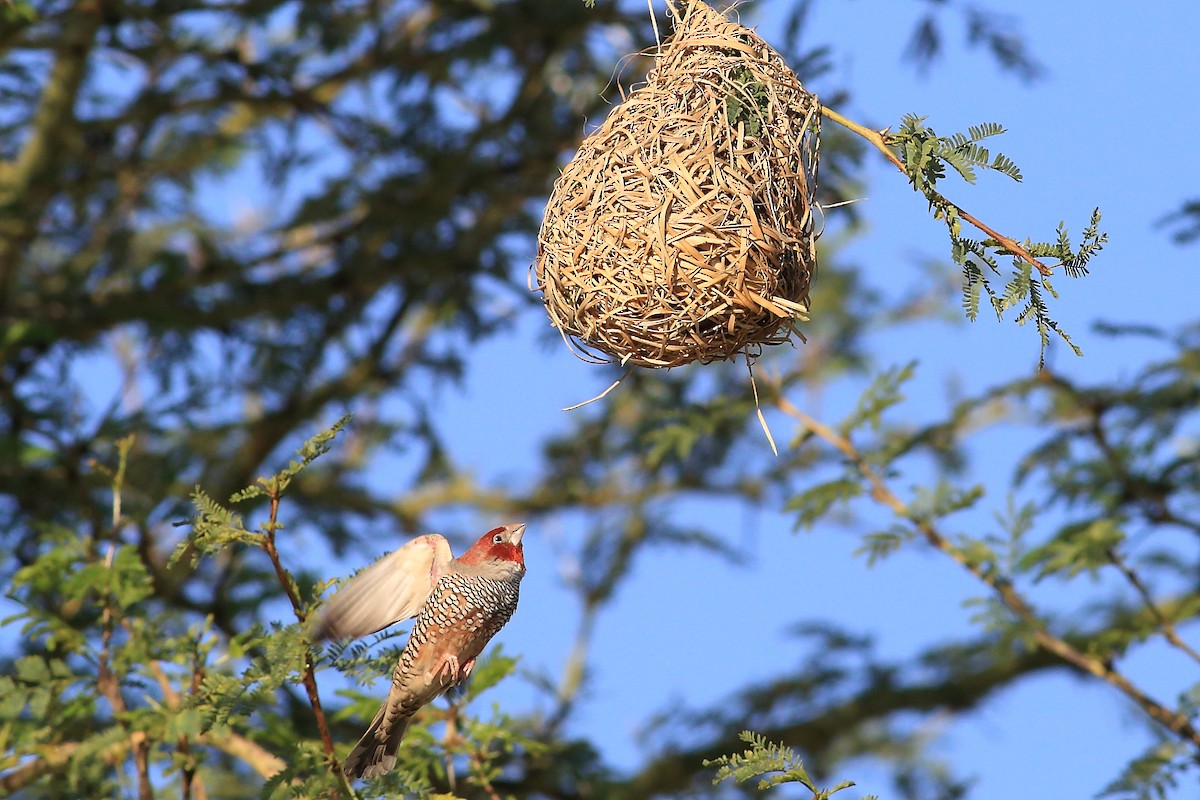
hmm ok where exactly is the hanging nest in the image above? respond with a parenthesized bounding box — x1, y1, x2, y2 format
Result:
(534, 0, 820, 368)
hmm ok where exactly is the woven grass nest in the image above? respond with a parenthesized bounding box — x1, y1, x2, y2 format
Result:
(534, 0, 820, 368)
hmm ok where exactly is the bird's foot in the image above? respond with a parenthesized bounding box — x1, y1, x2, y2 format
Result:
(425, 655, 479, 688)
(431, 654, 461, 685)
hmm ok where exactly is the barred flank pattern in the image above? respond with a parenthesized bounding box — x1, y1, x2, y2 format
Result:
(342, 571, 521, 779)
(394, 572, 522, 711)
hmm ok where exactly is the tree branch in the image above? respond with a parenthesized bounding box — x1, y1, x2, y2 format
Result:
(0, 729, 292, 795)
(1106, 547, 1200, 668)
(260, 491, 347, 795)
(205, 731, 287, 781)
(0, 0, 103, 305)
(615, 642, 1064, 799)
(145, 658, 209, 800)
(777, 397, 1200, 752)
(96, 440, 154, 800)
(0, 743, 79, 795)
(819, 104, 1053, 277)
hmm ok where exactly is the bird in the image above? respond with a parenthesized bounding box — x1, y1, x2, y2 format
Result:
(313, 522, 527, 779)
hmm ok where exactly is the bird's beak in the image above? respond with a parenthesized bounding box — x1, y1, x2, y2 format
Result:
(509, 523, 526, 545)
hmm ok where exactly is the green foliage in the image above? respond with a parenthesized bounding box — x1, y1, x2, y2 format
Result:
(1, 413, 543, 798)
(0, 655, 83, 724)
(891, 115, 1107, 366)
(725, 66, 771, 137)
(1029, 207, 1107, 279)
(172, 488, 257, 567)
(327, 633, 409, 687)
(902, 5, 1044, 80)
(0, 0, 36, 24)
(853, 525, 911, 565)
(1099, 741, 1193, 800)
(788, 479, 864, 530)
(229, 414, 351, 504)
(909, 480, 986, 525)
(1019, 517, 1126, 581)
(840, 361, 916, 436)
(1159, 198, 1200, 244)
(896, 116, 1021, 186)
(706, 731, 871, 799)
(769, 337, 1199, 793)
(960, 596, 1037, 653)
(643, 391, 761, 467)
(174, 416, 350, 568)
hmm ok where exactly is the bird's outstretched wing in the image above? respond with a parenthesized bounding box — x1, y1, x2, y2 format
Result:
(313, 534, 453, 640)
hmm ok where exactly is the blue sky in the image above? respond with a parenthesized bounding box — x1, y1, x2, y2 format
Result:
(5, 1, 1197, 797)
(413, 2, 1200, 798)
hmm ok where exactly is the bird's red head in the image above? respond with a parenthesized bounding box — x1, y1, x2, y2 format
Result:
(458, 522, 526, 569)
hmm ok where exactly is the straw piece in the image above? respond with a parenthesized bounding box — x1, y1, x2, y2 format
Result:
(748, 358, 778, 456)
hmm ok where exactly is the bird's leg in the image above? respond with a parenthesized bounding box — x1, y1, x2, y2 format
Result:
(430, 653, 461, 685)
(459, 657, 476, 684)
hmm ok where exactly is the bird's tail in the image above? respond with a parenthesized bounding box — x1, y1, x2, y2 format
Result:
(342, 701, 412, 780)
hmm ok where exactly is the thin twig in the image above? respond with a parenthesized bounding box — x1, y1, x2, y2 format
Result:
(466, 742, 503, 800)
(1106, 547, 1200, 668)
(778, 397, 1200, 752)
(260, 493, 341, 774)
(146, 657, 210, 800)
(96, 440, 154, 800)
(819, 104, 1053, 277)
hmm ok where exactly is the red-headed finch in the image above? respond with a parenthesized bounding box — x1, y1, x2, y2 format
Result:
(315, 522, 526, 779)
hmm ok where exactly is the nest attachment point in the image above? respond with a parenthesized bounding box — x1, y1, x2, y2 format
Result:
(534, 0, 820, 368)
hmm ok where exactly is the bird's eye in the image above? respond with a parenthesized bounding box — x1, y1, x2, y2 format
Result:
(492, 533, 504, 544)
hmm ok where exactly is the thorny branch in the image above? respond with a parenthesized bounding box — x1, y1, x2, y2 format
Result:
(820, 104, 1054, 277)
(260, 490, 349, 795)
(777, 396, 1200, 754)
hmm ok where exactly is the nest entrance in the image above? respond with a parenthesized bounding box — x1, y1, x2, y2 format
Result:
(534, 0, 820, 368)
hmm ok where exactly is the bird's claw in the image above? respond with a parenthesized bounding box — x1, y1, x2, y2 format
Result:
(438, 655, 461, 684)
(427, 654, 477, 687)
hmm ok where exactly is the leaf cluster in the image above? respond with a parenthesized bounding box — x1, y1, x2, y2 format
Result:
(1100, 741, 1196, 800)
(891, 114, 1107, 366)
(725, 66, 771, 138)
(706, 731, 872, 799)
(2, 416, 556, 798)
